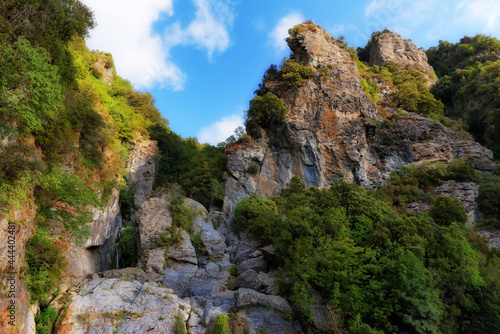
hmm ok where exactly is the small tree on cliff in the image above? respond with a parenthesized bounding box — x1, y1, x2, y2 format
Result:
(245, 92, 287, 127)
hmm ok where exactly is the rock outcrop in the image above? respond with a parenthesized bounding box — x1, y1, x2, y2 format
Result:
(368, 29, 437, 85)
(65, 188, 122, 277)
(58, 194, 297, 333)
(126, 139, 158, 209)
(223, 22, 494, 212)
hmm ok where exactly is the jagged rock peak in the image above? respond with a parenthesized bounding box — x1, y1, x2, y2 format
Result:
(223, 21, 494, 213)
(285, 20, 350, 67)
(368, 29, 437, 85)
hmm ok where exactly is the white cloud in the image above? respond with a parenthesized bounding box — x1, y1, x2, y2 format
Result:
(456, 0, 500, 31)
(165, 0, 235, 58)
(361, 0, 500, 46)
(268, 13, 305, 52)
(197, 113, 244, 145)
(81, 0, 235, 90)
(82, 0, 184, 90)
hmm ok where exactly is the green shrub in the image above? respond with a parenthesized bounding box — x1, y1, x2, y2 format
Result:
(173, 315, 187, 334)
(214, 314, 230, 334)
(382, 135, 394, 146)
(233, 195, 280, 243)
(190, 231, 204, 257)
(279, 58, 315, 87)
(35, 307, 58, 334)
(248, 164, 259, 175)
(428, 195, 468, 226)
(158, 226, 183, 248)
(246, 92, 287, 126)
(25, 228, 68, 305)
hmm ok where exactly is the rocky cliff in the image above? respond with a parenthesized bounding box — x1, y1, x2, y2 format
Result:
(224, 22, 494, 212)
(368, 29, 438, 85)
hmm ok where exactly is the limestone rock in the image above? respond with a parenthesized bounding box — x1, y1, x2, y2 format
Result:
(186, 198, 226, 259)
(137, 197, 172, 255)
(166, 229, 198, 265)
(238, 256, 268, 273)
(126, 139, 158, 209)
(238, 308, 299, 334)
(55, 278, 192, 334)
(369, 29, 437, 85)
(223, 22, 494, 213)
(434, 181, 482, 224)
(235, 288, 292, 314)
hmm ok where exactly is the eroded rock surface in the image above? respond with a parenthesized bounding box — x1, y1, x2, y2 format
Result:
(369, 29, 437, 85)
(126, 139, 158, 208)
(223, 22, 494, 213)
(58, 195, 297, 333)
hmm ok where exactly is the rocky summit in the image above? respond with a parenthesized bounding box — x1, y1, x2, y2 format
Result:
(224, 22, 494, 212)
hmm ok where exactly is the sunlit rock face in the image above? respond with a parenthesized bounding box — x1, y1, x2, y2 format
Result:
(224, 22, 494, 213)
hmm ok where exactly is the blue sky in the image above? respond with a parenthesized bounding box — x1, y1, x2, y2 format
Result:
(81, 0, 500, 145)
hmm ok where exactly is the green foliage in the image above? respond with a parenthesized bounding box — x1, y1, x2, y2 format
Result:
(478, 181, 500, 228)
(229, 265, 239, 277)
(248, 164, 259, 175)
(214, 314, 230, 334)
(233, 175, 500, 333)
(0, 37, 63, 137)
(35, 306, 58, 334)
(360, 76, 380, 103)
(279, 58, 316, 87)
(428, 35, 500, 153)
(35, 167, 101, 241)
(120, 183, 137, 222)
(382, 135, 394, 146)
(246, 92, 288, 127)
(24, 228, 68, 305)
(170, 195, 199, 232)
(190, 231, 204, 257)
(173, 315, 187, 334)
(149, 123, 226, 209)
(428, 195, 468, 226)
(233, 195, 280, 244)
(158, 225, 183, 248)
(386, 63, 444, 115)
(427, 34, 500, 78)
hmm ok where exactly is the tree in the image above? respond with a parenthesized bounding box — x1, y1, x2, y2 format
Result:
(245, 92, 287, 126)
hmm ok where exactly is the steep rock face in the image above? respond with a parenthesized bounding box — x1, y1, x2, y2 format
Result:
(224, 23, 494, 212)
(59, 195, 298, 334)
(369, 29, 437, 85)
(126, 139, 158, 209)
(64, 188, 122, 277)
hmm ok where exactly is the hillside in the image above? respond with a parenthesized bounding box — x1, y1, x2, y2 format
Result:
(0, 3, 499, 334)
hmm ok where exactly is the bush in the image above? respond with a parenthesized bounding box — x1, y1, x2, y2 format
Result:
(246, 92, 287, 126)
(173, 315, 187, 334)
(35, 307, 58, 334)
(214, 314, 230, 334)
(24, 228, 68, 305)
(279, 58, 316, 87)
(248, 164, 259, 175)
(428, 195, 468, 226)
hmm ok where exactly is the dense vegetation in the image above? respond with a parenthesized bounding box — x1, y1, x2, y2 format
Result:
(0, 0, 225, 320)
(427, 35, 500, 157)
(234, 174, 500, 333)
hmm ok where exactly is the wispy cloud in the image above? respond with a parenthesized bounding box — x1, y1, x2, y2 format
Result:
(456, 0, 500, 31)
(166, 0, 235, 58)
(361, 0, 500, 46)
(197, 113, 244, 145)
(82, 0, 236, 90)
(268, 12, 305, 53)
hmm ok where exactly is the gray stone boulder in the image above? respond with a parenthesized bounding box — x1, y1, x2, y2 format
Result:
(56, 278, 192, 334)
